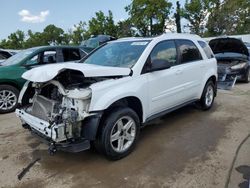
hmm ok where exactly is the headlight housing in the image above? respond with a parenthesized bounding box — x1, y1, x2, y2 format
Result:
(231, 63, 247, 70)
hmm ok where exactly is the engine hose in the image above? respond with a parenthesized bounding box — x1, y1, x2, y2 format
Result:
(224, 133, 250, 188)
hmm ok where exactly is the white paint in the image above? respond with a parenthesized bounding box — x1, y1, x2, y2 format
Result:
(22, 62, 131, 82)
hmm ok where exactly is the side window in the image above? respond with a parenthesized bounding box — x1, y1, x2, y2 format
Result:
(0, 51, 11, 60)
(0, 53, 7, 60)
(150, 40, 177, 67)
(177, 40, 202, 64)
(198, 41, 214, 59)
(43, 50, 57, 64)
(26, 55, 39, 66)
(62, 49, 81, 62)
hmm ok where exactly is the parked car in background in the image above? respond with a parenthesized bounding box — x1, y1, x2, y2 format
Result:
(80, 35, 116, 53)
(209, 37, 250, 90)
(0, 46, 85, 113)
(244, 42, 250, 58)
(0, 49, 19, 63)
(16, 34, 217, 160)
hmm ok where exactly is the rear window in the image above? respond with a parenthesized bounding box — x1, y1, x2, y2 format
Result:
(198, 41, 214, 59)
(176, 40, 202, 64)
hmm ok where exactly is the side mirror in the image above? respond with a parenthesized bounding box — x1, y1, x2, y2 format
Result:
(150, 59, 171, 72)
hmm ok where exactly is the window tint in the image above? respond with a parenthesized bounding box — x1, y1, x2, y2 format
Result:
(0, 53, 7, 60)
(26, 55, 39, 66)
(63, 49, 81, 62)
(0, 51, 11, 60)
(198, 41, 214, 59)
(151, 40, 177, 67)
(43, 50, 57, 64)
(177, 40, 202, 63)
(25, 50, 57, 66)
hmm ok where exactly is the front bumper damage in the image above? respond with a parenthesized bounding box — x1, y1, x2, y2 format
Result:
(15, 80, 103, 155)
(217, 73, 237, 90)
(217, 62, 249, 90)
(16, 108, 102, 154)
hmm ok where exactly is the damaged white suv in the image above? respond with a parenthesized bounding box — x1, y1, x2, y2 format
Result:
(16, 34, 217, 160)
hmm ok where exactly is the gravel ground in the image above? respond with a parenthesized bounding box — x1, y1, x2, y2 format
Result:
(0, 83, 250, 188)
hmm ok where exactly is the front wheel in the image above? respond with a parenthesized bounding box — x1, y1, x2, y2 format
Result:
(95, 107, 140, 160)
(0, 85, 19, 114)
(198, 81, 215, 111)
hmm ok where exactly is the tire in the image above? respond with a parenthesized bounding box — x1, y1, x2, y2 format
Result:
(198, 80, 215, 111)
(0, 85, 19, 114)
(243, 68, 250, 83)
(95, 107, 140, 160)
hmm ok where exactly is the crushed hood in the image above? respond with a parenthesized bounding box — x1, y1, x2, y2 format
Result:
(22, 62, 131, 83)
(209, 37, 249, 57)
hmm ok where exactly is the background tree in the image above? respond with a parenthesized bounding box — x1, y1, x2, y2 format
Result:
(0, 30, 25, 49)
(206, 0, 250, 36)
(182, 0, 218, 36)
(69, 21, 88, 45)
(175, 1, 182, 33)
(24, 30, 45, 48)
(42, 24, 65, 45)
(88, 10, 117, 37)
(116, 19, 135, 38)
(125, 0, 172, 36)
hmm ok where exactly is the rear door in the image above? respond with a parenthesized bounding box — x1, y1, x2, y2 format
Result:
(175, 39, 205, 101)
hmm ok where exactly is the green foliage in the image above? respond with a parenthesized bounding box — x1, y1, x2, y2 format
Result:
(182, 0, 219, 36)
(0, 30, 25, 49)
(125, 0, 172, 36)
(1, 2, 249, 49)
(88, 10, 117, 37)
(116, 19, 135, 38)
(206, 0, 250, 36)
(69, 21, 88, 45)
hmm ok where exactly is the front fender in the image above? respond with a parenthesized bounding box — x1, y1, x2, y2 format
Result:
(88, 76, 148, 122)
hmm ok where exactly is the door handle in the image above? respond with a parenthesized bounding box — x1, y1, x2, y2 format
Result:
(175, 70, 182, 75)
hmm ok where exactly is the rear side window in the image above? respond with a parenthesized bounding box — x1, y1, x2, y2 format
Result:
(176, 40, 202, 63)
(63, 49, 81, 62)
(198, 41, 214, 59)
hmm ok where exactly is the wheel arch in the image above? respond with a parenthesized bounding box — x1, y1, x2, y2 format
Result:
(199, 74, 217, 98)
(0, 81, 21, 91)
(101, 96, 143, 124)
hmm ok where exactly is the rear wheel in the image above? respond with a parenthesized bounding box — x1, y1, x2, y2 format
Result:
(95, 107, 140, 160)
(198, 81, 215, 111)
(0, 85, 19, 114)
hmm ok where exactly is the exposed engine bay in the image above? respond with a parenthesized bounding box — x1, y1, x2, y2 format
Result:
(217, 59, 247, 90)
(16, 70, 111, 144)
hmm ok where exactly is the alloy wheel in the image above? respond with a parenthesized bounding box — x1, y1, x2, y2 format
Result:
(0, 90, 17, 110)
(205, 85, 214, 107)
(110, 116, 136, 153)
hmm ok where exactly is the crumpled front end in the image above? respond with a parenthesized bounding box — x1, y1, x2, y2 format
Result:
(15, 77, 102, 153)
(217, 64, 237, 90)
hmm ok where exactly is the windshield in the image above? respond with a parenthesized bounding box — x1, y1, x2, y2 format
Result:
(1, 48, 36, 66)
(82, 40, 150, 68)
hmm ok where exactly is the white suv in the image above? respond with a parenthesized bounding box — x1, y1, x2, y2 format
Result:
(16, 34, 217, 160)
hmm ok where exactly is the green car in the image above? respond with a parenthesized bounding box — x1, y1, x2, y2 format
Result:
(0, 46, 86, 113)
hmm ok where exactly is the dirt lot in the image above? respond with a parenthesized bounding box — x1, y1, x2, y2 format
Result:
(0, 83, 250, 188)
